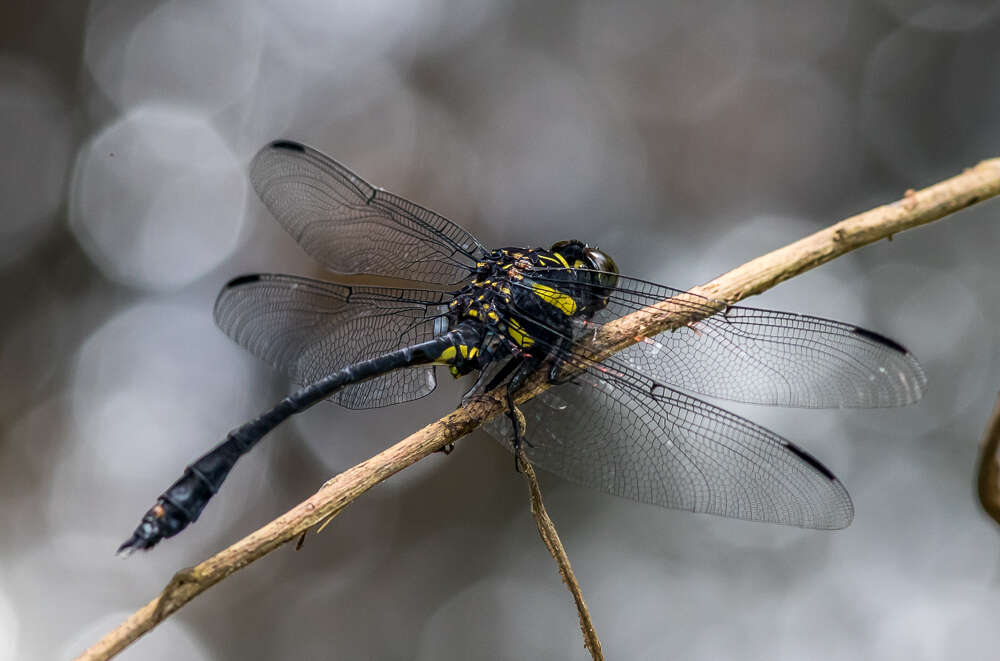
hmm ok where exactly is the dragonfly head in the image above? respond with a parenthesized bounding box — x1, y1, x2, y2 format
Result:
(550, 240, 620, 305)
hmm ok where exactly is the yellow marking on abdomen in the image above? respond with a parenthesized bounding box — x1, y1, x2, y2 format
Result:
(436, 346, 457, 364)
(435, 344, 474, 365)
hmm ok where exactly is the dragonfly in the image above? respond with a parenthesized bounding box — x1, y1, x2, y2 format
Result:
(119, 140, 927, 554)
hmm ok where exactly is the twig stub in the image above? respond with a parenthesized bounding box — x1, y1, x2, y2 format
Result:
(976, 392, 1000, 525)
(519, 450, 604, 661)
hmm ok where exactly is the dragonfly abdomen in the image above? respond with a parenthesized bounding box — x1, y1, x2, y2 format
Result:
(118, 324, 484, 554)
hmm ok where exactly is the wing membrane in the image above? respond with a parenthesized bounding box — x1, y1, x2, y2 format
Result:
(482, 333, 853, 529)
(249, 140, 485, 285)
(214, 274, 449, 409)
(522, 271, 926, 409)
(484, 374, 852, 528)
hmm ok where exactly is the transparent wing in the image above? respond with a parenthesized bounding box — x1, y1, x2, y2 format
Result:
(483, 374, 853, 529)
(523, 271, 926, 408)
(214, 274, 450, 409)
(249, 140, 486, 285)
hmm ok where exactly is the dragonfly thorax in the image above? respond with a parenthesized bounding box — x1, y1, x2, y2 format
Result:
(444, 243, 620, 378)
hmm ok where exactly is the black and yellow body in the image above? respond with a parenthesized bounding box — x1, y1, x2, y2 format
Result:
(441, 241, 619, 378)
(119, 241, 618, 553)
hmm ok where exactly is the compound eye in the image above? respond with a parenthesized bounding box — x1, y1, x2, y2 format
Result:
(584, 249, 619, 293)
(585, 249, 618, 276)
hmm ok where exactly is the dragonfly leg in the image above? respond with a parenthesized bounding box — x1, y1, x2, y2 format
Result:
(460, 364, 503, 407)
(505, 384, 527, 471)
(546, 335, 580, 385)
(478, 355, 523, 396)
(505, 356, 547, 469)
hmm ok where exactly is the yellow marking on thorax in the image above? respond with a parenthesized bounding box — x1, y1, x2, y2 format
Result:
(552, 252, 570, 268)
(538, 255, 565, 267)
(531, 283, 578, 316)
(505, 318, 534, 347)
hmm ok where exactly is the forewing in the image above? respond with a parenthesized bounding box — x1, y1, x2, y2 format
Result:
(249, 140, 485, 285)
(524, 271, 926, 408)
(484, 377, 853, 529)
(214, 274, 449, 409)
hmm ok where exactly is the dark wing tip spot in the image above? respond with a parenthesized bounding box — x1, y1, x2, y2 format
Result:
(268, 139, 306, 153)
(225, 273, 263, 288)
(851, 326, 909, 355)
(783, 442, 837, 481)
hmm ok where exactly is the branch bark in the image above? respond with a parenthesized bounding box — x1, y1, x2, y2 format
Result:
(77, 157, 1000, 661)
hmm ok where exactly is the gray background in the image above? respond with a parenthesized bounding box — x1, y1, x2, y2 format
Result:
(2, 1, 1000, 659)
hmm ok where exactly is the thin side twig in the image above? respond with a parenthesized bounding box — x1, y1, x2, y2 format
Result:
(977, 392, 1000, 525)
(518, 448, 604, 660)
(77, 157, 1000, 661)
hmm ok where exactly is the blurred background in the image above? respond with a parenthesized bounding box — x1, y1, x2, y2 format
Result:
(2, 0, 1000, 659)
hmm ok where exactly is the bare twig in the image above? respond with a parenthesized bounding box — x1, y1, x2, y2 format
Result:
(518, 448, 604, 660)
(77, 157, 1000, 661)
(977, 392, 1000, 524)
